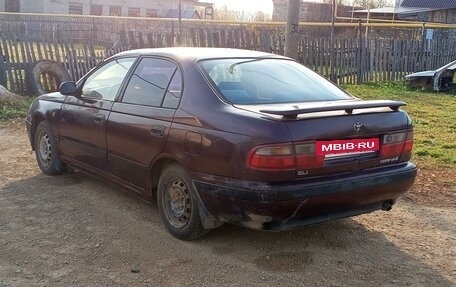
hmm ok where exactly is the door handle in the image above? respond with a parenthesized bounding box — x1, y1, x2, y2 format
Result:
(150, 125, 165, 136)
(94, 114, 105, 123)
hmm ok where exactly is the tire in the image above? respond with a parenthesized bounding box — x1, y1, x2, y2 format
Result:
(28, 60, 72, 95)
(34, 121, 65, 176)
(157, 164, 208, 240)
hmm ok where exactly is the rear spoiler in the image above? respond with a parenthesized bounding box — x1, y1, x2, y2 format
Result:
(260, 100, 406, 120)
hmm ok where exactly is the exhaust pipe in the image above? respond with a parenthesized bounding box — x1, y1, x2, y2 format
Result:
(382, 200, 394, 211)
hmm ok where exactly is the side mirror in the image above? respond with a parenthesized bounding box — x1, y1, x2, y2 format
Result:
(59, 81, 77, 95)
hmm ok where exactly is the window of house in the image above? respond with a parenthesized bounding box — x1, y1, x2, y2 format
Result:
(128, 7, 140, 17)
(122, 58, 182, 109)
(146, 9, 159, 18)
(109, 6, 122, 16)
(91, 4, 103, 16)
(69, 3, 83, 15)
(5, 0, 20, 12)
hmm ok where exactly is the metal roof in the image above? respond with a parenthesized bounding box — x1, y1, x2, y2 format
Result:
(353, 6, 434, 15)
(401, 0, 456, 9)
(164, 9, 201, 19)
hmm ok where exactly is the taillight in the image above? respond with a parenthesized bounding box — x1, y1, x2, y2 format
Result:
(248, 144, 295, 170)
(380, 130, 413, 158)
(403, 130, 414, 154)
(247, 142, 324, 170)
(295, 143, 325, 169)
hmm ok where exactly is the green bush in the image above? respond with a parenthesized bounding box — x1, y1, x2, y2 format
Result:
(0, 97, 34, 121)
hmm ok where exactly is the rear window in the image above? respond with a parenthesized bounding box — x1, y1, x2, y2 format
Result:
(199, 58, 352, 104)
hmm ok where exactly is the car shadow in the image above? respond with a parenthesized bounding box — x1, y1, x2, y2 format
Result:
(1, 171, 454, 286)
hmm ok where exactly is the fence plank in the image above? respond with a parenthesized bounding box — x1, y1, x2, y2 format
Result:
(0, 38, 7, 86)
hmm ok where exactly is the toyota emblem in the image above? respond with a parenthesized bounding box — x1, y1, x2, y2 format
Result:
(353, 122, 363, 132)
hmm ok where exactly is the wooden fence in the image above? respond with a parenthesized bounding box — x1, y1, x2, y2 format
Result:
(0, 22, 455, 95)
(303, 37, 456, 84)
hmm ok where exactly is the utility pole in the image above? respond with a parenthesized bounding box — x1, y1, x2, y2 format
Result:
(285, 0, 301, 60)
(330, 0, 336, 82)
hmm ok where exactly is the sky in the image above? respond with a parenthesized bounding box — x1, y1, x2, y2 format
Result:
(209, 0, 274, 14)
(207, 0, 396, 14)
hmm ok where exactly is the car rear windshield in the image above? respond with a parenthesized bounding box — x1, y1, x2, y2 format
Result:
(199, 58, 353, 105)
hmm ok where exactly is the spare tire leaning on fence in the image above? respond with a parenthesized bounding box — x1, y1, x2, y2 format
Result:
(28, 60, 72, 95)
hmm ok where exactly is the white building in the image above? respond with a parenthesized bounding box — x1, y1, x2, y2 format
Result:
(0, 0, 204, 18)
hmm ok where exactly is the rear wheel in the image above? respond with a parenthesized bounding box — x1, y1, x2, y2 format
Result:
(34, 121, 65, 176)
(157, 164, 208, 240)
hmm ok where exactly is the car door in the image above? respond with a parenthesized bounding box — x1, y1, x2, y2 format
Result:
(106, 57, 183, 188)
(59, 57, 136, 172)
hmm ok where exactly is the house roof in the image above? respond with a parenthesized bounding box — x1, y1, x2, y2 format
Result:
(195, 2, 214, 8)
(401, 0, 456, 9)
(165, 9, 201, 19)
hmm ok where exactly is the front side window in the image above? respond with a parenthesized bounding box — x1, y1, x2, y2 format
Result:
(122, 58, 182, 109)
(82, 58, 136, 101)
(199, 58, 352, 105)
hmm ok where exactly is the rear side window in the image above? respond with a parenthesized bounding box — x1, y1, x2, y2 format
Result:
(122, 58, 182, 109)
(199, 58, 352, 104)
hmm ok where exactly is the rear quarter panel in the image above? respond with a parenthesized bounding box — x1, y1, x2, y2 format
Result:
(165, 62, 294, 181)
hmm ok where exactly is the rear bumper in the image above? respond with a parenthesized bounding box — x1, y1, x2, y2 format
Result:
(193, 162, 417, 230)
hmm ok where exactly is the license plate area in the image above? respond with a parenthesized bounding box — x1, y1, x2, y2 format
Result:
(316, 138, 380, 158)
(324, 150, 377, 160)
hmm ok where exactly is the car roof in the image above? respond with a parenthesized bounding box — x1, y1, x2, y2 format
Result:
(114, 47, 288, 62)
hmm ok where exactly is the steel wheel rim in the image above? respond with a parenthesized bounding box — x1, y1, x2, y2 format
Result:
(38, 130, 52, 168)
(162, 177, 192, 229)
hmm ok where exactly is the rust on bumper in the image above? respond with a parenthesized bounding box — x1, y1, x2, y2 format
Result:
(193, 162, 417, 230)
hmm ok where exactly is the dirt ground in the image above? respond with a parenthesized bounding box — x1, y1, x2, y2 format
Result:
(0, 119, 455, 287)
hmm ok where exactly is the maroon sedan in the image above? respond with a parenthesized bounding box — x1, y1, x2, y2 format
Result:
(26, 48, 416, 240)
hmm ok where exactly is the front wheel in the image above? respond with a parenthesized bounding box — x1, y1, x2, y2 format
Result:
(34, 121, 65, 176)
(157, 164, 208, 240)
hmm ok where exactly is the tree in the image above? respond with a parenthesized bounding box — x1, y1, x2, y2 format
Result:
(341, 0, 393, 8)
(252, 11, 271, 22)
(214, 5, 244, 21)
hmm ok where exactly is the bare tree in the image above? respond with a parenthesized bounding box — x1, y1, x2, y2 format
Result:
(252, 11, 271, 22)
(341, 0, 393, 8)
(214, 5, 242, 21)
(217, 5, 265, 21)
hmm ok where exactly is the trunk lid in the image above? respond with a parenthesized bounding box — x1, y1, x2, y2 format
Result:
(237, 100, 412, 177)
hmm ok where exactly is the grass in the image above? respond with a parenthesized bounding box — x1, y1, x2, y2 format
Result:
(343, 82, 456, 173)
(0, 97, 34, 121)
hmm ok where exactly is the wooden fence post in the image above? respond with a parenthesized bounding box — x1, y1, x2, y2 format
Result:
(357, 20, 363, 84)
(0, 37, 7, 86)
(420, 23, 426, 71)
(189, 28, 197, 47)
(138, 31, 145, 48)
